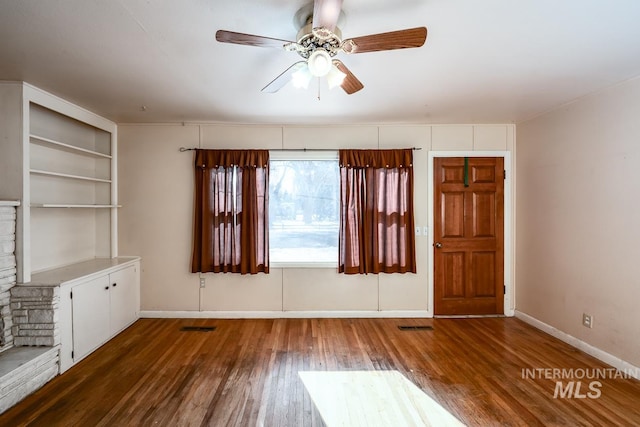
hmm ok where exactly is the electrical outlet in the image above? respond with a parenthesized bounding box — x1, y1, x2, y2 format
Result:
(200, 277, 206, 288)
(582, 313, 593, 328)
(415, 226, 421, 236)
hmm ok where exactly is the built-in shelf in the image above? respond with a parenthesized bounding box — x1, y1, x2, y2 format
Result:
(30, 134, 112, 159)
(30, 204, 121, 209)
(1, 82, 119, 284)
(29, 169, 111, 183)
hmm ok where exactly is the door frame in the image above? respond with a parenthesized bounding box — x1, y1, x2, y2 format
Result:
(427, 151, 514, 317)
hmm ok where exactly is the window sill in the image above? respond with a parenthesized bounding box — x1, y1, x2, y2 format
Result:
(270, 262, 338, 269)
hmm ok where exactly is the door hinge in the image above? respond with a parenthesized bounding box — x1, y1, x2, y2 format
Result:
(503, 285, 506, 294)
(71, 351, 74, 359)
(504, 170, 506, 180)
(70, 291, 73, 299)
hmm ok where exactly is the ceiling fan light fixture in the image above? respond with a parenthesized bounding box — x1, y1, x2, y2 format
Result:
(307, 49, 332, 77)
(292, 64, 313, 89)
(326, 64, 346, 89)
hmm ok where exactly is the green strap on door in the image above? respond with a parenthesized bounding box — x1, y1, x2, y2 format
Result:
(464, 157, 469, 187)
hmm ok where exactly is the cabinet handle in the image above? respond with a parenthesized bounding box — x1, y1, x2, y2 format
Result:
(112, 283, 117, 287)
(104, 286, 109, 290)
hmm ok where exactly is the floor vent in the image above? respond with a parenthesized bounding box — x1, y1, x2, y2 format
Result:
(398, 325, 434, 331)
(180, 326, 216, 332)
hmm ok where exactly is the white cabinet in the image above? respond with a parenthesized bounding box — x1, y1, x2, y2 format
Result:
(69, 263, 139, 366)
(32, 258, 140, 373)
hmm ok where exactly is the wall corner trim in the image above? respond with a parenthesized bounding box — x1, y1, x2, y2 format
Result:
(514, 310, 640, 380)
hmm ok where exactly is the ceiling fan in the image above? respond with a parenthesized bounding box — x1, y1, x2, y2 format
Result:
(215, 0, 427, 95)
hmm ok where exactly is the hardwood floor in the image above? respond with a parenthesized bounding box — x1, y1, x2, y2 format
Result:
(1, 317, 639, 426)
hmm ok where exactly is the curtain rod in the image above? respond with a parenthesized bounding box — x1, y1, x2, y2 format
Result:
(179, 147, 422, 152)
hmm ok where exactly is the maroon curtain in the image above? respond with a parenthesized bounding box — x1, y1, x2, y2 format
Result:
(191, 149, 269, 274)
(339, 149, 416, 274)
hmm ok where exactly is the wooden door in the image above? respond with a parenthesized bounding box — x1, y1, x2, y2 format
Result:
(434, 157, 504, 315)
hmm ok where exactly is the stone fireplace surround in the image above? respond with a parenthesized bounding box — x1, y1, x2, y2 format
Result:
(0, 202, 17, 351)
(0, 201, 58, 414)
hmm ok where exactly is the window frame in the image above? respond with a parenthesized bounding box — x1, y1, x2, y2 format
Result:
(269, 150, 339, 269)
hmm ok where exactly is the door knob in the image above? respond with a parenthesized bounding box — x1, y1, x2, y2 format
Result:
(434, 242, 443, 248)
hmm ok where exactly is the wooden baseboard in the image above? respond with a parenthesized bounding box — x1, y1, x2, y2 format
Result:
(139, 310, 432, 319)
(515, 310, 640, 380)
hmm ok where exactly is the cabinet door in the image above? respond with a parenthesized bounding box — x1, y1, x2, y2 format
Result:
(72, 275, 111, 362)
(109, 264, 139, 335)
(58, 285, 74, 373)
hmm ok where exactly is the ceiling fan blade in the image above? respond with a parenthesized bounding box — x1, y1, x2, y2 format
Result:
(262, 62, 307, 93)
(312, 0, 343, 33)
(215, 30, 294, 49)
(346, 27, 427, 54)
(333, 60, 364, 95)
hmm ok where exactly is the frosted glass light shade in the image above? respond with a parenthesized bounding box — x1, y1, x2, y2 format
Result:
(292, 64, 313, 89)
(308, 50, 332, 77)
(327, 65, 346, 89)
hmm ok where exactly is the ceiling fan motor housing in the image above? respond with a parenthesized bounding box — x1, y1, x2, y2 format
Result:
(296, 22, 342, 59)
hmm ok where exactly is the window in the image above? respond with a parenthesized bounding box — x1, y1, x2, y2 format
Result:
(269, 151, 339, 266)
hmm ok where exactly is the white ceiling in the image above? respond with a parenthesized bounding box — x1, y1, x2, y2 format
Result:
(1, 0, 639, 125)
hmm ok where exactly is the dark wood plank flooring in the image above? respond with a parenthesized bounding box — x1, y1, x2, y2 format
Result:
(1, 318, 639, 426)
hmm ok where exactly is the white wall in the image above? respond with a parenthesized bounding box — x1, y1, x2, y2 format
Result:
(516, 76, 640, 367)
(118, 123, 514, 316)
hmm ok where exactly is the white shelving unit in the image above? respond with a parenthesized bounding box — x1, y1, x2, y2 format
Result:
(0, 82, 119, 283)
(0, 82, 140, 404)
